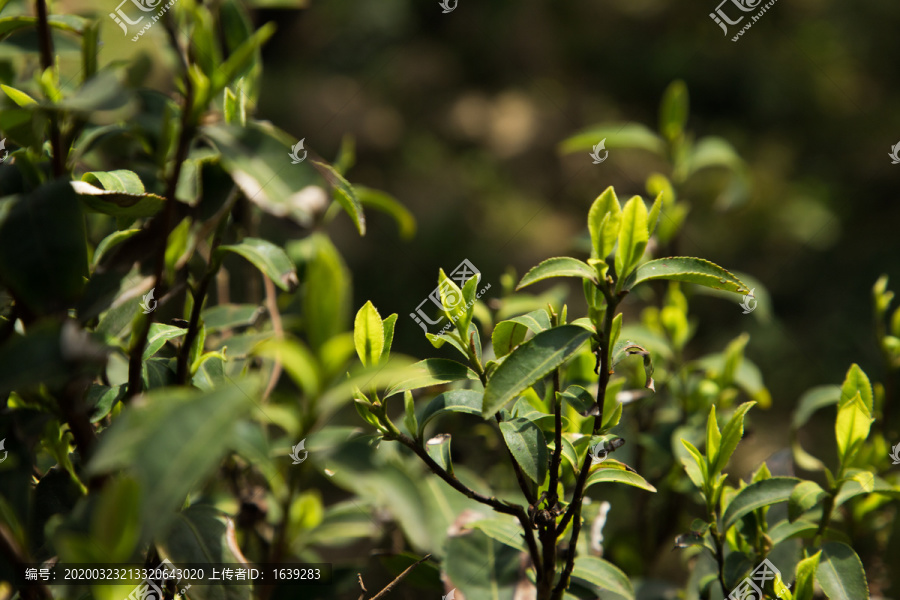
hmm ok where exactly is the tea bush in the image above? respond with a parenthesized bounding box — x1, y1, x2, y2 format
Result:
(0, 1, 897, 600)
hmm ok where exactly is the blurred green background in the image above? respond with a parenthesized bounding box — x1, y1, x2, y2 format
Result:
(246, 0, 900, 410)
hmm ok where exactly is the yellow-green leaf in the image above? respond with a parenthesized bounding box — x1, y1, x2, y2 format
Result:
(353, 301, 384, 367)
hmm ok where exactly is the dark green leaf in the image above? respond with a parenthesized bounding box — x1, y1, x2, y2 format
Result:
(86, 379, 261, 534)
(499, 418, 548, 484)
(385, 359, 480, 398)
(218, 237, 298, 291)
(157, 505, 251, 600)
(572, 556, 635, 600)
(788, 480, 827, 522)
(417, 389, 484, 437)
(816, 542, 870, 600)
(201, 304, 263, 332)
(722, 477, 801, 532)
(516, 257, 598, 290)
(482, 325, 591, 417)
(356, 185, 416, 240)
(491, 308, 552, 357)
(624, 257, 751, 295)
(0, 181, 88, 314)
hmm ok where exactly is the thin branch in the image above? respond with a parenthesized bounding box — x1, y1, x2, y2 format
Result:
(367, 554, 431, 600)
(34, 0, 63, 177)
(552, 293, 619, 599)
(175, 189, 240, 383)
(261, 275, 284, 401)
(392, 432, 542, 570)
(126, 19, 195, 399)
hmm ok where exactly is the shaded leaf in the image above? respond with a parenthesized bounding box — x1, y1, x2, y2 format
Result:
(499, 418, 548, 484)
(572, 556, 635, 600)
(217, 237, 298, 291)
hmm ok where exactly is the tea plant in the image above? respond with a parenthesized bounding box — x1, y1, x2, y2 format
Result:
(353, 185, 764, 599)
(0, 1, 416, 599)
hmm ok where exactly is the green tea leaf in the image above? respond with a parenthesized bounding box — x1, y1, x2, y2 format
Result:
(403, 391, 418, 437)
(353, 301, 384, 367)
(840, 363, 873, 412)
(615, 196, 649, 282)
(0, 83, 37, 106)
(572, 556, 636, 600)
(516, 257, 598, 290)
(385, 359, 480, 398)
(624, 257, 751, 295)
(788, 480, 828, 522)
(482, 325, 591, 417)
(499, 418, 548, 484)
(218, 237, 298, 291)
(816, 542, 870, 600)
(559, 122, 665, 156)
(585, 464, 656, 493)
(792, 385, 840, 429)
(722, 477, 801, 532)
(311, 160, 366, 235)
(425, 434, 453, 475)
(356, 186, 416, 240)
(711, 401, 756, 475)
(417, 390, 483, 437)
(835, 392, 873, 466)
(491, 309, 551, 357)
(706, 405, 721, 468)
(0, 181, 88, 315)
(793, 551, 821, 600)
(87, 379, 261, 534)
(588, 186, 622, 260)
(659, 80, 689, 141)
(157, 505, 251, 600)
(143, 323, 187, 360)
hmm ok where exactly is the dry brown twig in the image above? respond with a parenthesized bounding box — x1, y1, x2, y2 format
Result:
(357, 554, 432, 600)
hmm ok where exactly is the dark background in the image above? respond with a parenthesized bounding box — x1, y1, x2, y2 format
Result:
(254, 0, 899, 416)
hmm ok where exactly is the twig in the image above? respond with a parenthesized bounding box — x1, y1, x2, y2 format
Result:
(392, 432, 542, 571)
(175, 189, 240, 383)
(126, 19, 195, 398)
(552, 293, 619, 599)
(261, 275, 284, 401)
(367, 554, 431, 600)
(34, 0, 63, 177)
